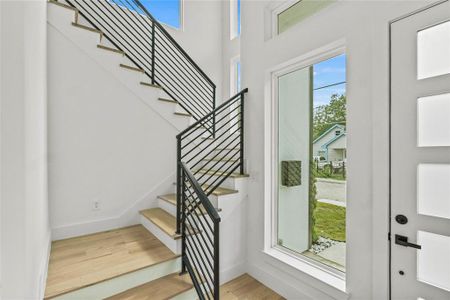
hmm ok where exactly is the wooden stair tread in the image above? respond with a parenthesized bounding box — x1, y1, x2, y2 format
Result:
(203, 157, 239, 162)
(140, 208, 181, 239)
(120, 63, 144, 73)
(158, 97, 177, 104)
(174, 112, 192, 117)
(140, 81, 162, 89)
(196, 169, 249, 178)
(97, 44, 124, 54)
(105, 272, 193, 300)
(158, 193, 176, 205)
(44, 225, 178, 299)
(158, 193, 212, 214)
(71, 22, 102, 34)
(203, 185, 238, 196)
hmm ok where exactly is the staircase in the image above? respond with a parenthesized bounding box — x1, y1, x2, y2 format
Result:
(46, 1, 248, 299)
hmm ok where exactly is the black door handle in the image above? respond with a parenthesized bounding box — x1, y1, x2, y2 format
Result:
(395, 234, 421, 249)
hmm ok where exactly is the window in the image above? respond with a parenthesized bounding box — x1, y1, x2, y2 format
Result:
(275, 53, 347, 273)
(276, 0, 334, 34)
(140, 0, 182, 29)
(230, 0, 241, 39)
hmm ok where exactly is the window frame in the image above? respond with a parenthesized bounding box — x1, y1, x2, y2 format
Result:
(263, 40, 347, 291)
(230, 0, 241, 40)
(271, 0, 300, 37)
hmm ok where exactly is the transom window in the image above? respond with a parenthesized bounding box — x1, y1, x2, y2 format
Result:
(276, 0, 334, 34)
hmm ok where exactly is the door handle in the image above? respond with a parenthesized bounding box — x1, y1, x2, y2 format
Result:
(395, 234, 421, 249)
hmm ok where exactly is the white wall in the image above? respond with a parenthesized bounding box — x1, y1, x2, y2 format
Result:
(47, 21, 179, 239)
(0, 0, 50, 298)
(241, 0, 434, 299)
(165, 0, 224, 104)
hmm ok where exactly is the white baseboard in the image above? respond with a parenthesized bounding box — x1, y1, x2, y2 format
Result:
(220, 260, 246, 284)
(51, 173, 175, 240)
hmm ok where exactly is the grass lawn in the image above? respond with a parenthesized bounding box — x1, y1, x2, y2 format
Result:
(313, 202, 346, 242)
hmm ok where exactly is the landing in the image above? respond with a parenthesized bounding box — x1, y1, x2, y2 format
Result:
(44, 225, 178, 299)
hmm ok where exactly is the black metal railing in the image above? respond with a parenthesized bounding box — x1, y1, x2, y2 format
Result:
(66, 0, 216, 121)
(181, 162, 220, 300)
(176, 88, 248, 234)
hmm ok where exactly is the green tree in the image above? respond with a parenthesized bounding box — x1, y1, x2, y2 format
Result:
(313, 94, 346, 140)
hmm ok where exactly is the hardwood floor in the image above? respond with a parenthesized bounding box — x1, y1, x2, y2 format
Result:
(44, 225, 178, 299)
(105, 272, 193, 300)
(220, 274, 285, 300)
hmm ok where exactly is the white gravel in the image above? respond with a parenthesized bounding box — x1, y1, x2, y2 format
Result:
(310, 236, 338, 254)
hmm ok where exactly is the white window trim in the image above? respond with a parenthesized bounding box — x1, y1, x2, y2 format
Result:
(230, 55, 240, 96)
(270, 0, 299, 37)
(230, 0, 240, 40)
(263, 39, 347, 292)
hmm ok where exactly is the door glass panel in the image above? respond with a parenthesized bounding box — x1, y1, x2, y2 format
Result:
(277, 67, 311, 254)
(417, 231, 450, 291)
(277, 54, 346, 272)
(417, 93, 450, 147)
(417, 21, 450, 79)
(418, 164, 450, 219)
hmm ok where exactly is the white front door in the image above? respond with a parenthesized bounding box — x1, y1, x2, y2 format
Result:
(390, 1, 450, 299)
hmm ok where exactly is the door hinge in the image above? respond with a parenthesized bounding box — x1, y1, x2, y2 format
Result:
(388, 232, 391, 241)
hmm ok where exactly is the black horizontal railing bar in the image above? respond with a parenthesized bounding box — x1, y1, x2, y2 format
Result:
(187, 128, 241, 170)
(152, 61, 213, 113)
(197, 152, 240, 189)
(67, 0, 152, 78)
(153, 36, 214, 93)
(152, 69, 211, 118)
(183, 221, 214, 272)
(179, 103, 239, 147)
(205, 163, 241, 196)
(185, 243, 214, 292)
(181, 163, 220, 221)
(129, 0, 215, 88)
(183, 222, 214, 271)
(183, 258, 207, 300)
(184, 248, 212, 298)
(68, 0, 216, 122)
(204, 161, 240, 197)
(153, 47, 214, 102)
(177, 88, 248, 139)
(180, 107, 241, 155)
(93, 2, 155, 65)
(184, 192, 215, 247)
(193, 143, 241, 182)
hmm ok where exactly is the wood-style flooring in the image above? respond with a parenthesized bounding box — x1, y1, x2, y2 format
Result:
(44, 225, 178, 299)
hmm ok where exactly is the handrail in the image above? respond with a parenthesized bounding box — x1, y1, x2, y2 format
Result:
(66, 0, 216, 121)
(177, 88, 249, 138)
(180, 162, 220, 222)
(131, 0, 215, 87)
(180, 162, 220, 300)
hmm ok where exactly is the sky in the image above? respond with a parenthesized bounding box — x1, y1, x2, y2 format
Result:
(313, 54, 346, 107)
(140, 0, 181, 29)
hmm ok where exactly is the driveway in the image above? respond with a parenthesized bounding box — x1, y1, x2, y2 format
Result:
(315, 178, 346, 204)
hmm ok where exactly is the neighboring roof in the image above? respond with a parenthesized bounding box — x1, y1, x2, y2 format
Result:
(313, 124, 345, 144)
(322, 133, 346, 149)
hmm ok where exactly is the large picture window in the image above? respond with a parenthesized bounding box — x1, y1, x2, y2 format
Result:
(275, 53, 347, 273)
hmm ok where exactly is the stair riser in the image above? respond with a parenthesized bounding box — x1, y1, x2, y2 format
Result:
(158, 198, 176, 217)
(141, 215, 181, 254)
(201, 160, 238, 172)
(50, 257, 181, 300)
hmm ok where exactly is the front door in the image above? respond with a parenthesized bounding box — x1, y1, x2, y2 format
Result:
(391, 1, 450, 299)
